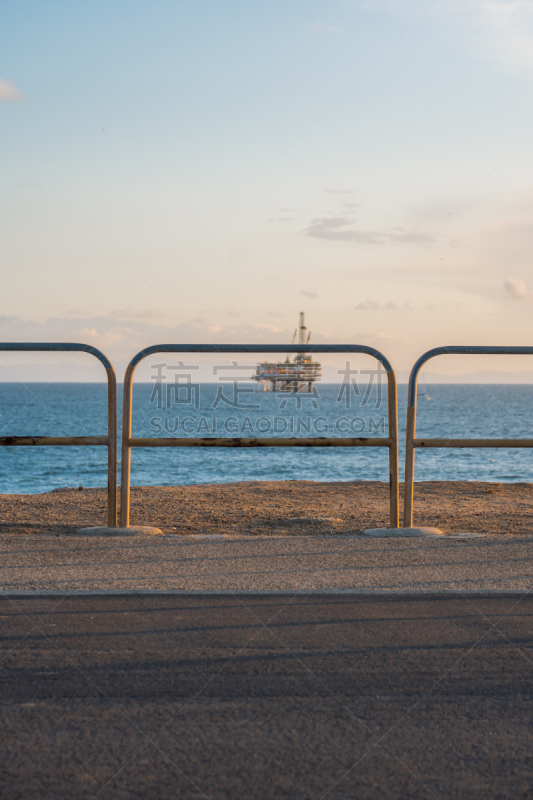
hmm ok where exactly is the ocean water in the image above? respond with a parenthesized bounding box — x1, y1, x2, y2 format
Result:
(0, 382, 533, 493)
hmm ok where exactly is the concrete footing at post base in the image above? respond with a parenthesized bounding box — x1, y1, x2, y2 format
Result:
(364, 526, 443, 537)
(76, 526, 163, 536)
(363, 527, 485, 538)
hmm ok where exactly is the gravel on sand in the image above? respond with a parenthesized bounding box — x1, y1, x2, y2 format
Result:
(0, 480, 532, 536)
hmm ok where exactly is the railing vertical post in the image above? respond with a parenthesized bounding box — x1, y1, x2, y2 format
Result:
(403, 404, 417, 527)
(387, 370, 399, 527)
(120, 362, 135, 527)
(403, 362, 419, 528)
(106, 367, 118, 527)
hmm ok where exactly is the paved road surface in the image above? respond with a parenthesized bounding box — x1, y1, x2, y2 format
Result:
(1, 593, 532, 799)
(1, 533, 533, 593)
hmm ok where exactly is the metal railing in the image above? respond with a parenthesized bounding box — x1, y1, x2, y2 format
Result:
(120, 344, 399, 528)
(404, 345, 533, 527)
(0, 343, 117, 526)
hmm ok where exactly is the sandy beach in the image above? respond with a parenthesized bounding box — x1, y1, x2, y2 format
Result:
(0, 480, 532, 536)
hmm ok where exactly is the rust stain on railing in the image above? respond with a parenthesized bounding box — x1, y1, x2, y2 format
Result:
(0, 436, 109, 446)
(129, 436, 392, 448)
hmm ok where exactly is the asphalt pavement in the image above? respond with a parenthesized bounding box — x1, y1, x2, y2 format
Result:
(1, 592, 532, 800)
(1, 532, 533, 593)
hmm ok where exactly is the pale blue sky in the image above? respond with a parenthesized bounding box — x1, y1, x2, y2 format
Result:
(2, 0, 533, 377)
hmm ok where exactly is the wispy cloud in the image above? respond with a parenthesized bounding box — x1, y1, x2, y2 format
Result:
(0, 315, 292, 381)
(300, 290, 318, 298)
(303, 215, 435, 244)
(76, 327, 125, 349)
(0, 313, 288, 360)
(504, 278, 530, 300)
(304, 216, 381, 242)
(0, 78, 24, 102)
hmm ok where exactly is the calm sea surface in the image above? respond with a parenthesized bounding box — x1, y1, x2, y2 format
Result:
(0, 382, 532, 493)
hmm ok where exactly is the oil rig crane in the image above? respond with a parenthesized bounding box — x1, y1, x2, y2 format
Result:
(252, 312, 321, 392)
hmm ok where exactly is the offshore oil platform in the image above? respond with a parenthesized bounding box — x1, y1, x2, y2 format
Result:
(252, 312, 321, 392)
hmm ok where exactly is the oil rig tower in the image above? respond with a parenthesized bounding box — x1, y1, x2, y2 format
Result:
(252, 312, 321, 392)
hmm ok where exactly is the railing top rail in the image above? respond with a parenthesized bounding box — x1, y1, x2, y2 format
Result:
(129, 344, 394, 373)
(407, 345, 533, 406)
(121, 341, 400, 528)
(0, 342, 113, 371)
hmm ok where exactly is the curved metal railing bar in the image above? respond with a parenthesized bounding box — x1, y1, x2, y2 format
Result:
(0, 343, 117, 526)
(404, 345, 533, 527)
(120, 344, 399, 528)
